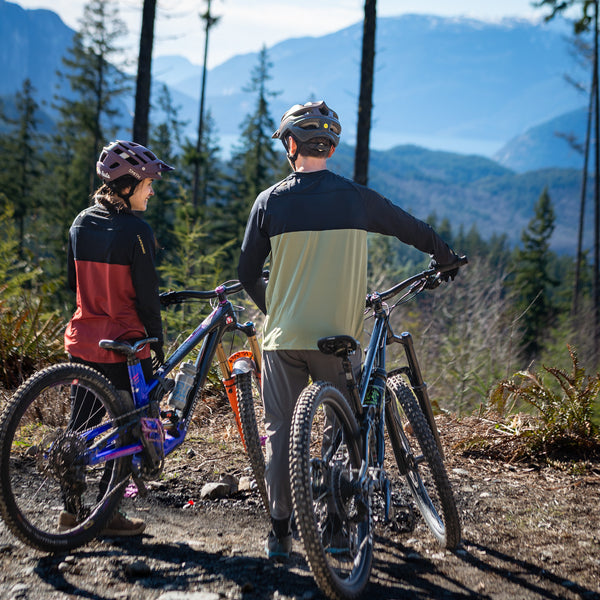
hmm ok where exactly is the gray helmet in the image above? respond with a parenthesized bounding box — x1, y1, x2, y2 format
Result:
(272, 100, 342, 148)
(96, 140, 174, 182)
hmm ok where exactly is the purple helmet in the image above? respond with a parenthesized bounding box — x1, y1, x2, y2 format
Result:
(272, 100, 342, 148)
(96, 140, 174, 182)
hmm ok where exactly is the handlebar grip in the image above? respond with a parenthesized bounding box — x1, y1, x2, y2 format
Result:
(434, 255, 468, 274)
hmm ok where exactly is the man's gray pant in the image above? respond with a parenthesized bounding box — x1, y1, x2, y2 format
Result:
(262, 348, 361, 521)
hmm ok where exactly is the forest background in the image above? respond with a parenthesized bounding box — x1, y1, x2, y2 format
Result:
(1, 0, 599, 455)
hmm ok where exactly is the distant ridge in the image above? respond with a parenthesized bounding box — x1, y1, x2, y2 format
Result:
(1, 1, 582, 159)
(0, 1, 591, 254)
(494, 108, 587, 172)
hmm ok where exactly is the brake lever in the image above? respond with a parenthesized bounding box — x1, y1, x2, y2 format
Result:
(424, 274, 442, 290)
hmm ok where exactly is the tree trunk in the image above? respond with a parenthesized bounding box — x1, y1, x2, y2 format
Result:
(133, 0, 156, 145)
(594, 0, 600, 361)
(192, 0, 217, 209)
(573, 62, 596, 315)
(353, 0, 376, 186)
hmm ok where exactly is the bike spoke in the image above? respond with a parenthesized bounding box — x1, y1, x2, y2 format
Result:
(0, 364, 131, 552)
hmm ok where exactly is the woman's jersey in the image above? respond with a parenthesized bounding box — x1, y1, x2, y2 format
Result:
(64, 203, 163, 363)
(238, 169, 455, 352)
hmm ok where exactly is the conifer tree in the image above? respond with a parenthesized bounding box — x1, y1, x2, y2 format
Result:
(133, 0, 157, 145)
(509, 187, 557, 358)
(53, 0, 129, 203)
(147, 83, 188, 259)
(354, 0, 376, 186)
(0, 79, 45, 257)
(231, 46, 280, 199)
(42, 0, 130, 291)
(220, 46, 281, 277)
(182, 110, 224, 209)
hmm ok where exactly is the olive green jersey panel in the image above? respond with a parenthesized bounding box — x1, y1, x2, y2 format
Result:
(263, 228, 367, 351)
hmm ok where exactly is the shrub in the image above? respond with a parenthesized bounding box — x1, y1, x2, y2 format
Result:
(0, 288, 66, 388)
(0, 205, 66, 388)
(490, 345, 600, 455)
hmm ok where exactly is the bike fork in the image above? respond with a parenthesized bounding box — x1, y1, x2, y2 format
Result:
(397, 332, 445, 459)
(215, 331, 261, 449)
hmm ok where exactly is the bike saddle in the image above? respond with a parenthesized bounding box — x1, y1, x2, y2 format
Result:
(99, 337, 158, 358)
(317, 335, 358, 357)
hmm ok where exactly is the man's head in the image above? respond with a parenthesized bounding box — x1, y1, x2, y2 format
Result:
(272, 101, 341, 167)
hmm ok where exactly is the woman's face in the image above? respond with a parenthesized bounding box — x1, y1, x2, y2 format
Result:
(128, 178, 154, 211)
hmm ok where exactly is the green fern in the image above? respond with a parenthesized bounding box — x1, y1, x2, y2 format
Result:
(0, 289, 66, 388)
(491, 345, 599, 451)
(0, 206, 66, 388)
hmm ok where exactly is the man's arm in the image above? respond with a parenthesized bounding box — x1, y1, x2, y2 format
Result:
(364, 190, 457, 265)
(238, 200, 271, 315)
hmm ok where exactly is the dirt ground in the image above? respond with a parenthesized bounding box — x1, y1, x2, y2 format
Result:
(0, 399, 599, 600)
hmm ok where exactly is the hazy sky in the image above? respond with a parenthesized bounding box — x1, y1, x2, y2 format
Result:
(13, 0, 550, 69)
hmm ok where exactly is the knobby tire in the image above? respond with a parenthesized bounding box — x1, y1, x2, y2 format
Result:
(0, 363, 131, 552)
(385, 375, 461, 549)
(235, 370, 269, 515)
(290, 382, 372, 600)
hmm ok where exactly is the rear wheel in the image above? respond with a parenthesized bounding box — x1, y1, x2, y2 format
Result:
(385, 375, 461, 549)
(236, 370, 269, 514)
(290, 382, 372, 600)
(0, 363, 131, 552)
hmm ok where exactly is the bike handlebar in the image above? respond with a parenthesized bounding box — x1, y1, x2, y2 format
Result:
(159, 281, 243, 305)
(366, 255, 468, 307)
(160, 271, 270, 306)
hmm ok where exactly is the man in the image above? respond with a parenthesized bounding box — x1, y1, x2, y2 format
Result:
(238, 100, 458, 558)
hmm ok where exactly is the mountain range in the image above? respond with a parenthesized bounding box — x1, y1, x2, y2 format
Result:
(151, 13, 585, 164)
(0, 0, 592, 253)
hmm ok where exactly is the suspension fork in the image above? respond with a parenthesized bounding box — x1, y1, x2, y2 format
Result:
(215, 322, 261, 447)
(394, 331, 445, 459)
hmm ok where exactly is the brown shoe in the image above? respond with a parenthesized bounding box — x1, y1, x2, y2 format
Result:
(101, 510, 145, 537)
(57, 510, 145, 537)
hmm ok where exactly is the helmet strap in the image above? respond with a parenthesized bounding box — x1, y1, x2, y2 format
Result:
(284, 136, 299, 170)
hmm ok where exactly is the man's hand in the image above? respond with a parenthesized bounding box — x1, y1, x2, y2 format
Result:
(429, 256, 460, 282)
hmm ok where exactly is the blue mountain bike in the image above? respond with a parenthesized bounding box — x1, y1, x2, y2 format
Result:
(290, 258, 467, 600)
(0, 279, 267, 552)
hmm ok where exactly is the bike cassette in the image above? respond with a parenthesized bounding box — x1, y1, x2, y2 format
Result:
(330, 465, 368, 523)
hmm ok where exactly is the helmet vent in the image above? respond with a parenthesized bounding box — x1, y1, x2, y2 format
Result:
(96, 140, 174, 182)
(125, 156, 140, 166)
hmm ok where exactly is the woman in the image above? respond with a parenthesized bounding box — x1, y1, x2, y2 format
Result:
(61, 140, 173, 536)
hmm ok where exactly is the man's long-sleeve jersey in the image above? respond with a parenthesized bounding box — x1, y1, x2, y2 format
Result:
(238, 169, 456, 351)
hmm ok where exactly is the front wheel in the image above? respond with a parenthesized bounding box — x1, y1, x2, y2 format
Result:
(385, 375, 461, 549)
(0, 363, 132, 552)
(236, 370, 269, 515)
(290, 382, 372, 600)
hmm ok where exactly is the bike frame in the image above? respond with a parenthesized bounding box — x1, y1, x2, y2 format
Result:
(349, 294, 390, 490)
(340, 258, 468, 494)
(83, 284, 259, 469)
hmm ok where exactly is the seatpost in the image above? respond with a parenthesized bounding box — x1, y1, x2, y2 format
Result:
(341, 354, 362, 416)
